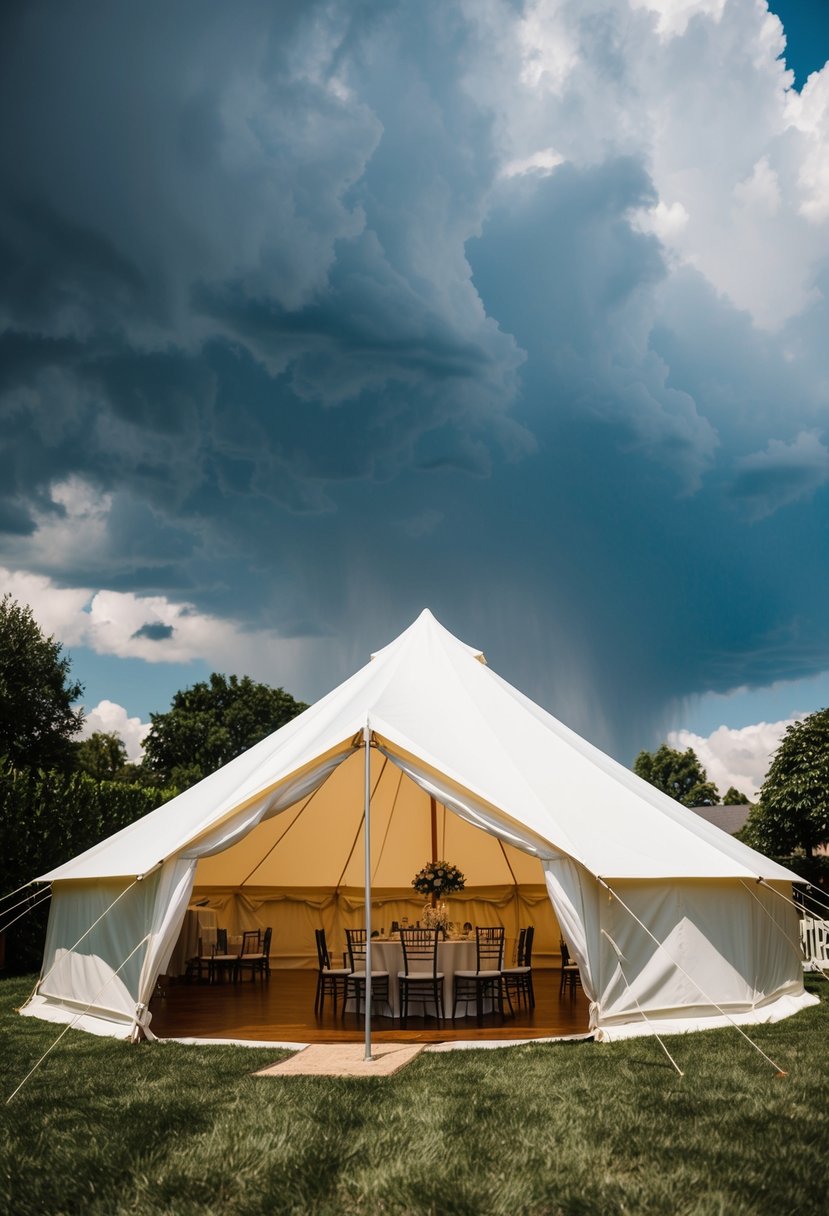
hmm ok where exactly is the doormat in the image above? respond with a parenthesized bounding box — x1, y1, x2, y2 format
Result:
(254, 1042, 425, 1078)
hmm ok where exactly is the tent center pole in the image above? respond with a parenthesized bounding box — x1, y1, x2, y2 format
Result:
(363, 721, 373, 1062)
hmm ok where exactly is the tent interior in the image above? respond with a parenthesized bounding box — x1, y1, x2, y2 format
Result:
(183, 746, 561, 974)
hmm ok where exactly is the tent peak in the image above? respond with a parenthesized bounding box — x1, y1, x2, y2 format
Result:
(370, 609, 486, 665)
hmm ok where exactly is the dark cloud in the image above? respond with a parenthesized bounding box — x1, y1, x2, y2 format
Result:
(729, 432, 829, 519)
(131, 623, 175, 642)
(2, 1, 829, 761)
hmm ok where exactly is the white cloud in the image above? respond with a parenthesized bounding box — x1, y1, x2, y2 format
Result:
(734, 155, 781, 215)
(786, 64, 829, 222)
(0, 565, 338, 704)
(629, 0, 725, 39)
(515, 2, 579, 93)
(79, 699, 150, 762)
(634, 198, 690, 243)
(667, 718, 797, 800)
(462, 0, 828, 330)
(0, 566, 92, 645)
(21, 477, 113, 574)
(500, 147, 563, 179)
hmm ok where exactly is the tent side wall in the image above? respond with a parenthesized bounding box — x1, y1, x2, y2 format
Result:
(184, 882, 561, 971)
(543, 865, 817, 1040)
(20, 861, 195, 1039)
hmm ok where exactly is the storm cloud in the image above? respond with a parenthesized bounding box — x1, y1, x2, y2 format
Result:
(2, 0, 829, 762)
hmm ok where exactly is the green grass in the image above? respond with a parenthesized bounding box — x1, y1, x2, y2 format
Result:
(1, 975, 827, 1216)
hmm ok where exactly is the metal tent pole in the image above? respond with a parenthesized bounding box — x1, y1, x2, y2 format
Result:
(363, 721, 373, 1062)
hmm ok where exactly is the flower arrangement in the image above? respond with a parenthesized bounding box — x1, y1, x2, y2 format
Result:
(423, 902, 450, 933)
(412, 860, 466, 898)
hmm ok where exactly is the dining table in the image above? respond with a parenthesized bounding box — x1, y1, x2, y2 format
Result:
(344, 936, 492, 1019)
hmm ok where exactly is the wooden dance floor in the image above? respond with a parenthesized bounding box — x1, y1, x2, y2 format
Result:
(148, 968, 591, 1044)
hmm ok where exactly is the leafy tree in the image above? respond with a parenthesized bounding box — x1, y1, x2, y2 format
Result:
(739, 710, 829, 858)
(722, 785, 751, 806)
(141, 672, 308, 790)
(633, 743, 720, 807)
(73, 731, 135, 782)
(0, 594, 84, 772)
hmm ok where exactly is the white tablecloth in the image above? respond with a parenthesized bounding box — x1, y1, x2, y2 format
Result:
(347, 938, 480, 1018)
(167, 908, 218, 976)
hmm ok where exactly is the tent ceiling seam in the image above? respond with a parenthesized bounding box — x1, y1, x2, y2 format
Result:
(237, 792, 315, 888)
(335, 753, 388, 892)
(372, 764, 404, 883)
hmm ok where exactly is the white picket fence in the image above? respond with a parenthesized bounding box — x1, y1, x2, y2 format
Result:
(799, 916, 829, 971)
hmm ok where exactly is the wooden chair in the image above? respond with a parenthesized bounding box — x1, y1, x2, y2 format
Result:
(314, 928, 350, 1016)
(209, 928, 239, 983)
(187, 933, 211, 982)
(235, 928, 271, 981)
(398, 928, 444, 1027)
(800, 917, 829, 971)
(452, 926, 507, 1024)
(559, 939, 582, 996)
(343, 928, 390, 1019)
(501, 925, 535, 1011)
(193, 927, 223, 983)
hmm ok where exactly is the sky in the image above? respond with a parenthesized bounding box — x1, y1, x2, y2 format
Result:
(2, 0, 829, 798)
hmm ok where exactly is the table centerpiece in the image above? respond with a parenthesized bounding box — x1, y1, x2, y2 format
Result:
(412, 860, 465, 922)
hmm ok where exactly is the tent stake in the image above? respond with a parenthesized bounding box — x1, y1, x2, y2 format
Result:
(364, 721, 373, 1062)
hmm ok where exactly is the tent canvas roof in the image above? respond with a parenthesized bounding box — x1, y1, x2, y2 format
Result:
(41, 610, 799, 885)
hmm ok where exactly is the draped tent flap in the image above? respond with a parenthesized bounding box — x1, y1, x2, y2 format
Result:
(21, 609, 816, 1041)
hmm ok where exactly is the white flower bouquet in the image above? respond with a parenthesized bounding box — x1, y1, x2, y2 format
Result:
(412, 860, 465, 897)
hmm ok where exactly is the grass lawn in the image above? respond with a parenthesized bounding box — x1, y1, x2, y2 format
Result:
(1, 974, 827, 1216)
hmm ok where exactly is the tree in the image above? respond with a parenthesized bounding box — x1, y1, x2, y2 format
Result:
(633, 743, 720, 807)
(722, 786, 751, 806)
(0, 594, 84, 772)
(73, 731, 133, 782)
(141, 672, 308, 790)
(740, 710, 829, 858)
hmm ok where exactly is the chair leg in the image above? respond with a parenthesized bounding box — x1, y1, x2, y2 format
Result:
(343, 979, 360, 1020)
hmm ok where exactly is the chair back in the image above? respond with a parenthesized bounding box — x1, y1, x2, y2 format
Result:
(522, 926, 534, 968)
(400, 927, 440, 977)
(261, 926, 272, 957)
(475, 926, 504, 971)
(240, 929, 261, 956)
(315, 928, 333, 970)
(215, 928, 228, 954)
(560, 939, 572, 966)
(345, 928, 368, 972)
(801, 916, 829, 967)
(513, 927, 526, 967)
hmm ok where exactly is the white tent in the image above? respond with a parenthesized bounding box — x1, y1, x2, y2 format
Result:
(22, 610, 816, 1042)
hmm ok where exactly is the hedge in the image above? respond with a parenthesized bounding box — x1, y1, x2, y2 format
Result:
(0, 765, 176, 972)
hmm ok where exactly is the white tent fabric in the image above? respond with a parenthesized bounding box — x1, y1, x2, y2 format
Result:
(21, 609, 816, 1041)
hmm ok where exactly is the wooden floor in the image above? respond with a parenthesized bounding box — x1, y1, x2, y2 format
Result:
(148, 968, 591, 1044)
